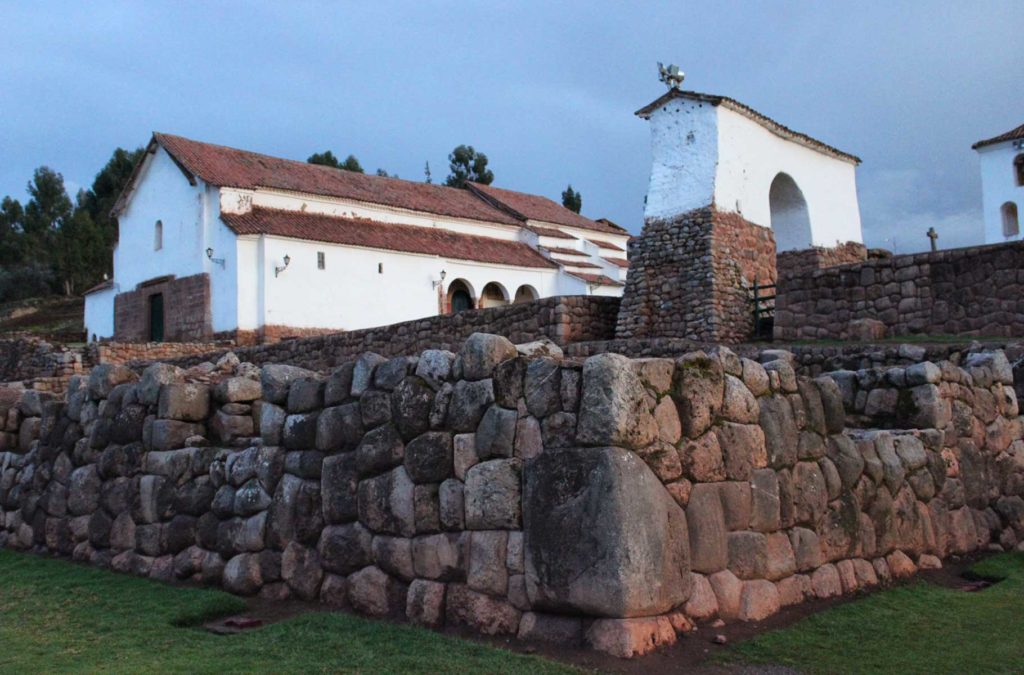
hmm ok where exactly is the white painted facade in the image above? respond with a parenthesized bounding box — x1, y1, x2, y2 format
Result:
(977, 139, 1024, 243)
(84, 139, 628, 341)
(641, 92, 864, 251)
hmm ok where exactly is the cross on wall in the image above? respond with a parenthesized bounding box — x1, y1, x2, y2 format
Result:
(927, 227, 939, 252)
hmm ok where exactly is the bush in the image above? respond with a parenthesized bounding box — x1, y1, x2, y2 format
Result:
(0, 264, 58, 302)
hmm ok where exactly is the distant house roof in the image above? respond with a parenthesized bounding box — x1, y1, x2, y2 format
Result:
(588, 238, 625, 252)
(635, 89, 861, 164)
(220, 207, 558, 270)
(467, 183, 629, 235)
(972, 122, 1024, 150)
(602, 257, 630, 269)
(568, 272, 624, 287)
(82, 279, 113, 296)
(529, 225, 577, 240)
(114, 133, 623, 237)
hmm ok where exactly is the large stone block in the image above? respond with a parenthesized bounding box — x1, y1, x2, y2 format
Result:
(318, 522, 372, 574)
(672, 351, 724, 439)
(577, 354, 656, 449)
(445, 583, 520, 635)
(448, 380, 495, 433)
(316, 403, 363, 453)
(158, 384, 210, 422)
(460, 333, 517, 381)
(262, 364, 317, 405)
(524, 446, 691, 617)
(390, 377, 435, 441)
(524, 358, 562, 418)
(357, 466, 415, 536)
(464, 459, 521, 530)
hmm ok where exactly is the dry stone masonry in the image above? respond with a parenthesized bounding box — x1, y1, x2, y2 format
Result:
(2, 334, 1023, 658)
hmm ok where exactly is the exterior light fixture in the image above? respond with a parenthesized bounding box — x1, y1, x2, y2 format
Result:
(275, 254, 291, 278)
(206, 247, 226, 268)
(433, 269, 447, 288)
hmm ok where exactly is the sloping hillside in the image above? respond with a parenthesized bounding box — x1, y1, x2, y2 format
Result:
(0, 296, 85, 342)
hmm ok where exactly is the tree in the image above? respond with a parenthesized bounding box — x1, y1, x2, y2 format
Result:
(340, 155, 364, 173)
(444, 145, 493, 188)
(79, 147, 144, 278)
(0, 196, 23, 265)
(307, 150, 341, 168)
(424, 161, 432, 184)
(562, 184, 582, 213)
(375, 168, 394, 178)
(21, 167, 73, 264)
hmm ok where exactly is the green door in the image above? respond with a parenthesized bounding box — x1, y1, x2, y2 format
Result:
(149, 293, 164, 342)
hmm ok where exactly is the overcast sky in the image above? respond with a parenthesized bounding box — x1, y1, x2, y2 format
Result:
(1, 1, 1021, 253)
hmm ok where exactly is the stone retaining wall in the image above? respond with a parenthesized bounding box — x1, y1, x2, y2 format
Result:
(2, 337, 1022, 658)
(774, 240, 1024, 340)
(0, 338, 84, 391)
(166, 295, 620, 372)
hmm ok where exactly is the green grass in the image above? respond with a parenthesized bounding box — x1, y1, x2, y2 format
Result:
(721, 552, 1024, 674)
(0, 549, 576, 674)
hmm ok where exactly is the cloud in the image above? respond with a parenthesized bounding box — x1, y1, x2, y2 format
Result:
(858, 167, 984, 254)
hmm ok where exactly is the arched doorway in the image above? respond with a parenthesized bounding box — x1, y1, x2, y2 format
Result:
(769, 173, 812, 252)
(480, 282, 509, 308)
(446, 279, 474, 313)
(1002, 202, 1020, 238)
(513, 284, 538, 304)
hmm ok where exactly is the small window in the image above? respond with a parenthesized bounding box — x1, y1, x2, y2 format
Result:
(1002, 202, 1020, 238)
(1015, 154, 1024, 187)
(317, 251, 325, 270)
(154, 220, 163, 250)
(378, 262, 383, 274)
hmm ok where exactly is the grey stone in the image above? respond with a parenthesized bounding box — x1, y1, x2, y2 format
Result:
(287, 378, 324, 413)
(324, 363, 355, 406)
(404, 431, 453, 483)
(465, 459, 522, 530)
(475, 406, 517, 459)
(673, 351, 724, 438)
(357, 466, 416, 536)
(262, 364, 317, 405)
(760, 395, 798, 469)
(686, 483, 728, 573)
(448, 379, 495, 433)
(150, 420, 203, 452)
(316, 403, 363, 452)
(468, 530, 508, 595)
(321, 452, 359, 523)
(416, 350, 455, 390)
(155, 385, 209, 422)
(577, 353, 656, 450)
(372, 535, 415, 580)
(827, 435, 866, 490)
(282, 542, 323, 600)
(139, 363, 184, 406)
(351, 353, 387, 398)
(524, 357, 562, 418)
(390, 376, 435, 440)
(356, 424, 405, 476)
(439, 478, 465, 530)
(524, 446, 691, 617)
(460, 333, 517, 381)
(493, 357, 526, 409)
(318, 522, 372, 574)
(215, 377, 262, 403)
(814, 376, 847, 434)
(412, 531, 466, 580)
(283, 412, 319, 450)
(260, 403, 286, 446)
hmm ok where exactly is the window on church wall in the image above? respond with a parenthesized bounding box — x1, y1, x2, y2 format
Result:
(154, 220, 163, 251)
(446, 279, 474, 314)
(1015, 154, 1024, 187)
(317, 251, 325, 270)
(1002, 202, 1020, 238)
(768, 173, 813, 253)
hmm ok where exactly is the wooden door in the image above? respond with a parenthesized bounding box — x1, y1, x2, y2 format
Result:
(149, 293, 164, 342)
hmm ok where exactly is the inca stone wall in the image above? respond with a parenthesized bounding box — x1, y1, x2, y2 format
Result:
(774, 240, 1024, 340)
(2, 336, 1023, 658)
(616, 207, 775, 344)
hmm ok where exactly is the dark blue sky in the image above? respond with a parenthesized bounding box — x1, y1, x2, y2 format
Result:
(1, 1, 1021, 252)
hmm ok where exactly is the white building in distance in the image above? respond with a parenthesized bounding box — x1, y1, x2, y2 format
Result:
(636, 89, 864, 251)
(84, 133, 629, 343)
(974, 122, 1024, 243)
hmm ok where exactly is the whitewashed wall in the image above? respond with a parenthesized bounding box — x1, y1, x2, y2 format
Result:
(714, 106, 863, 250)
(643, 98, 719, 220)
(83, 286, 115, 341)
(979, 141, 1024, 243)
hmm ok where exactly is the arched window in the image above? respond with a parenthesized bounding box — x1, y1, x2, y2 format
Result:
(1015, 154, 1024, 187)
(1002, 202, 1020, 238)
(513, 285, 538, 304)
(446, 279, 474, 314)
(480, 282, 509, 308)
(768, 173, 812, 252)
(154, 220, 163, 250)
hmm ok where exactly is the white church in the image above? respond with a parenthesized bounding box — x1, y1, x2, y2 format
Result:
(83, 133, 630, 343)
(974, 122, 1024, 243)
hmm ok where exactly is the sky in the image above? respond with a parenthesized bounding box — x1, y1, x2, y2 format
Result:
(1, 1, 1022, 253)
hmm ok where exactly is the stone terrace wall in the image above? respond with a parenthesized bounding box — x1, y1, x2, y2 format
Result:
(776, 242, 868, 281)
(88, 341, 233, 368)
(2, 338, 1023, 658)
(775, 240, 1024, 340)
(0, 339, 84, 391)
(167, 295, 620, 372)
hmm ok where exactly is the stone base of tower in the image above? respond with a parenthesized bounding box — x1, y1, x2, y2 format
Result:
(615, 206, 776, 343)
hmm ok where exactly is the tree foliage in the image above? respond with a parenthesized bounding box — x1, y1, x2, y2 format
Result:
(444, 145, 493, 188)
(308, 150, 364, 173)
(561, 184, 582, 213)
(0, 146, 142, 298)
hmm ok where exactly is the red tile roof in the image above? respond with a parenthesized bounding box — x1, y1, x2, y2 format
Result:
(568, 272, 624, 287)
(602, 257, 630, 269)
(83, 279, 113, 296)
(132, 133, 523, 226)
(562, 261, 602, 269)
(221, 208, 558, 269)
(543, 246, 589, 257)
(588, 238, 625, 252)
(468, 183, 628, 235)
(635, 90, 861, 164)
(972, 123, 1024, 150)
(529, 225, 576, 240)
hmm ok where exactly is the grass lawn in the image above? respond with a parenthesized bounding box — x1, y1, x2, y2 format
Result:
(0, 549, 576, 674)
(720, 552, 1024, 674)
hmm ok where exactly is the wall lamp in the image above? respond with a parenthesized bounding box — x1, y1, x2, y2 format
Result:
(205, 247, 226, 268)
(275, 254, 291, 278)
(432, 269, 447, 289)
